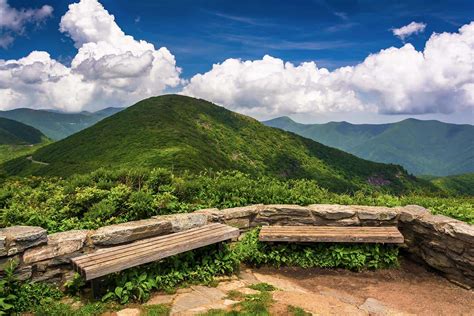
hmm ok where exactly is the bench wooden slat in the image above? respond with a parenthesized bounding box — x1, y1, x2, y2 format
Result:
(72, 223, 239, 280)
(74, 224, 227, 267)
(259, 226, 404, 244)
(73, 223, 223, 264)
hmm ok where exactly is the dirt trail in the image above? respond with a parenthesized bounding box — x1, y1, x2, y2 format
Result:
(256, 258, 474, 316)
(26, 156, 49, 165)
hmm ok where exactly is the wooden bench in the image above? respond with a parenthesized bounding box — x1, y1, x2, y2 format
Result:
(71, 223, 239, 281)
(259, 226, 404, 244)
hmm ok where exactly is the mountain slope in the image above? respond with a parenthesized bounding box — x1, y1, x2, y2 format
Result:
(1, 95, 432, 194)
(0, 107, 123, 140)
(0, 118, 50, 163)
(264, 117, 474, 176)
(421, 173, 474, 196)
(0, 117, 45, 145)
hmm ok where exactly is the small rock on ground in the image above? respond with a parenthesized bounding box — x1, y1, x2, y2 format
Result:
(116, 308, 141, 316)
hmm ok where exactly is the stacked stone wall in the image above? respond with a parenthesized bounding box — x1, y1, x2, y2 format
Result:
(1, 205, 472, 289)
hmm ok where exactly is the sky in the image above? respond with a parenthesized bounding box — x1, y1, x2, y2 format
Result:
(0, 0, 473, 124)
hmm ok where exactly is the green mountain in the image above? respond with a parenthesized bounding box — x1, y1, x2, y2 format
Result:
(263, 117, 474, 176)
(0, 118, 50, 163)
(1, 95, 431, 194)
(0, 107, 123, 140)
(0, 117, 45, 145)
(421, 173, 474, 196)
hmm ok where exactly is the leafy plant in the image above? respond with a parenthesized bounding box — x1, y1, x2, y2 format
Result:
(234, 228, 399, 271)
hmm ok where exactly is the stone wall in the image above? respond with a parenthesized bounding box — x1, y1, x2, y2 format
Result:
(1, 205, 473, 289)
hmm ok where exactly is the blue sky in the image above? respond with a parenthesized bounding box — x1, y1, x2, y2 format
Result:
(1, 0, 473, 123)
(4, 0, 473, 76)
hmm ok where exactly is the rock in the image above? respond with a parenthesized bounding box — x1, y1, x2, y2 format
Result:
(0, 235, 6, 257)
(326, 217, 360, 226)
(416, 214, 457, 233)
(399, 205, 429, 223)
(448, 222, 474, 243)
(32, 268, 63, 283)
(223, 299, 239, 306)
(238, 287, 260, 295)
(359, 297, 410, 315)
(170, 286, 228, 314)
(216, 280, 247, 292)
(154, 213, 207, 232)
(14, 265, 32, 281)
(356, 206, 398, 221)
(0, 226, 47, 256)
(225, 218, 250, 229)
(23, 230, 88, 264)
(193, 208, 222, 222)
(145, 293, 175, 305)
(91, 219, 172, 246)
(116, 308, 141, 316)
(221, 205, 262, 219)
(309, 204, 356, 220)
(255, 205, 314, 225)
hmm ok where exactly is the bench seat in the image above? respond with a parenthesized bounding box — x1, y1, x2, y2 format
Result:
(71, 223, 239, 281)
(259, 226, 404, 244)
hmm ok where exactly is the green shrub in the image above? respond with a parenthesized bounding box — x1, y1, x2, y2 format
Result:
(234, 229, 399, 271)
(102, 244, 239, 304)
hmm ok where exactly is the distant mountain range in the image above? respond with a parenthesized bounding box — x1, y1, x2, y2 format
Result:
(263, 117, 474, 176)
(1, 95, 433, 194)
(0, 107, 123, 140)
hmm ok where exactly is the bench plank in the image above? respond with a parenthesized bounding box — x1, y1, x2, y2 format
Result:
(72, 223, 239, 280)
(259, 226, 404, 244)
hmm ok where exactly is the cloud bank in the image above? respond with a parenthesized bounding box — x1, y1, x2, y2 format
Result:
(0, 0, 472, 119)
(0, 0, 53, 48)
(392, 21, 427, 41)
(0, 0, 182, 112)
(183, 22, 474, 116)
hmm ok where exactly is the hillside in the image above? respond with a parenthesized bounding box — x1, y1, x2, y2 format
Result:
(263, 117, 474, 176)
(421, 173, 474, 196)
(1, 95, 433, 194)
(0, 118, 50, 163)
(0, 107, 123, 140)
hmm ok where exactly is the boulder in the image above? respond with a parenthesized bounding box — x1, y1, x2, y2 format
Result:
(0, 226, 47, 256)
(23, 230, 89, 264)
(154, 213, 207, 232)
(90, 218, 172, 246)
(255, 205, 314, 225)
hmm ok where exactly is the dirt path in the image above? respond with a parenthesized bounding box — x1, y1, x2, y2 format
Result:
(255, 258, 474, 315)
(26, 156, 49, 165)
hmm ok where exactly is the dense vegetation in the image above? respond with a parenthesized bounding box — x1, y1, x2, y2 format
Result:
(0, 107, 122, 140)
(264, 116, 474, 176)
(0, 95, 433, 195)
(422, 173, 474, 196)
(0, 117, 45, 145)
(1, 168, 472, 233)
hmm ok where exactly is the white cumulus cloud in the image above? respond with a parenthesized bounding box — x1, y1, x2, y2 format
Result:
(392, 21, 426, 41)
(183, 22, 474, 117)
(0, 0, 182, 112)
(0, 0, 53, 48)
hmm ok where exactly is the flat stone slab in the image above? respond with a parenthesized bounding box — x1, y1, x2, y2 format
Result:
(90, 219, 172, 246)
(145, 293, 176, 306)
(23, 230, 88, 264)
(0, 226, 47, 256)
(153, 213, 207, 232)
(359, 298, 412, 316)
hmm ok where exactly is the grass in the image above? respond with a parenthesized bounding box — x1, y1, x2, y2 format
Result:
(287, 305, 312, 316)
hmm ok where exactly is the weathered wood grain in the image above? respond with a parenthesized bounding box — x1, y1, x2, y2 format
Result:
(71, 223, 239, 280)
(259, 226, 404, 244)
